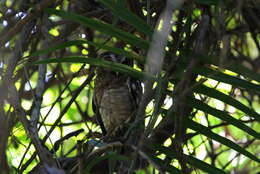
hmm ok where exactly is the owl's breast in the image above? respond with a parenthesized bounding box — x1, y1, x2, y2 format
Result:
(98, 84, 134, 134)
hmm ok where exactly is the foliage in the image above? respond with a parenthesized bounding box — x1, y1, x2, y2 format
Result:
(0, 0, 259, 173)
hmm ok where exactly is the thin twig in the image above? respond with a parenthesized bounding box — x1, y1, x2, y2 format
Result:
(0, 0, 58, 48)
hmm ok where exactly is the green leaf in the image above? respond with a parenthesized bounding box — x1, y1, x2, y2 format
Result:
(85, 40, 145, 63)
(150, 144, 226, 174)
(187, 97, 260, 139)
(98, 0, 153, 36)
(153, 110, 260, 167)
(194, 67, 260, 93)
(45, 8, 149, 50)
(85, 152, 128, 173)
(27, 39, 144, 63)
(194, 54, 260, 82)
(188, 120, 260, 163)
(27, 40, 87, 58)
(32, 56, 156, 81)
(149, 155, 181, 173)
(195, 0, 222, 5)
(226, 63, 260, 82)
(193, 85, 260, 122)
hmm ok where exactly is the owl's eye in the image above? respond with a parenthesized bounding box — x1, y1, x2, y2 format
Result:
(100, 52, 128, 64)
(110, 54, 118, 62)
(100, 52, 117, 62)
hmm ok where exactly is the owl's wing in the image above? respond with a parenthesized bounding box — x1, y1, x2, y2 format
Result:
(93, 99, 107, 135)
(127, 77, 142, 108)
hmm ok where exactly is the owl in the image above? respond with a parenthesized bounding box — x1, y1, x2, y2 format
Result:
(94, 52, 142, 137)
